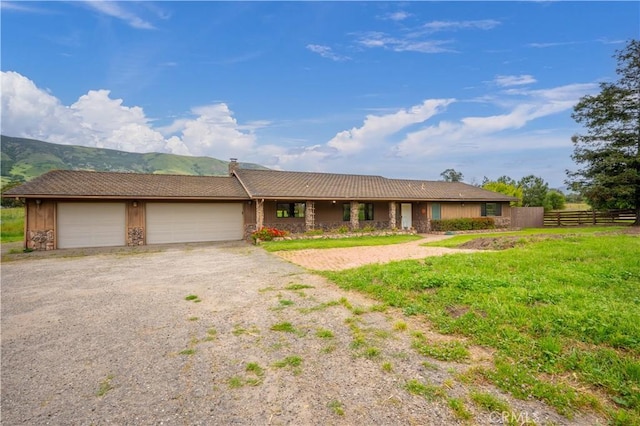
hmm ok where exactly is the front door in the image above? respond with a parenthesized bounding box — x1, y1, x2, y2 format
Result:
(401, 203, 412, 229)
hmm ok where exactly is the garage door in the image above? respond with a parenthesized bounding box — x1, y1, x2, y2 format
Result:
(146, 203, 243, 244)
(58, 203, 126, 249)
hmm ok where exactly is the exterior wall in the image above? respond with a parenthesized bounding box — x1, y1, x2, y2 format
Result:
(25, 199, 56, 250)
(259, 200, 392, 234)
(425, 202, 512, 230)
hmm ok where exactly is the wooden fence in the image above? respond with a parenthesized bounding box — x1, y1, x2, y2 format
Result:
(543, 209, 636, 226)
(511, 207, 544, 228)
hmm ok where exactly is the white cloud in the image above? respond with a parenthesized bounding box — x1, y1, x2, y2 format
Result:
(394, 82, 598, 158)
(327, 99, 454, 155)
(306, 44, 350, 61)
(494, 74, 537, 87)
(422, 19, 501, 33)
(355, 32, 454, 53)
(0, 71, 258, 160)
(81, 1, 156, 30)
(385, 11, 411, 21)
(0, 1, 50, 13)
(527, 41, 580, 48)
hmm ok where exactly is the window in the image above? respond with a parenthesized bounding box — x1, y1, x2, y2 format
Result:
(276, 202, 305, 218)
(481, 202, 502, 217)
(342, 203, 374, 221)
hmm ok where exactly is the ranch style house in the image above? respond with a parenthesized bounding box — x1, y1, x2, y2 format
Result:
(5, 160, 517, 250)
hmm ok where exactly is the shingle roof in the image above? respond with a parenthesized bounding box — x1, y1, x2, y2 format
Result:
(4, 168, 517, 202)
(234, 169, 516, 202)
(3, 170, 249, 199)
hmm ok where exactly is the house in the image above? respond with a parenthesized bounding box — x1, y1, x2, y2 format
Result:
(4, 160, 516, 250)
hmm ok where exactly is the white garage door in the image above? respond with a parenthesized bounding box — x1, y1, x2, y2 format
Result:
(146, 203, 243, 244)
(58, 203, 126, 249)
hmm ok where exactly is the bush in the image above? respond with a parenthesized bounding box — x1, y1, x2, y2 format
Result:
(430, 217, 495, 232)
(252, 227, 288, 243)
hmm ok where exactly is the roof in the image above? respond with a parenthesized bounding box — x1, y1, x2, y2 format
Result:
(3, 170, 249, 200)
(4, 168, 517, 202)
(234, 169, 516, 202)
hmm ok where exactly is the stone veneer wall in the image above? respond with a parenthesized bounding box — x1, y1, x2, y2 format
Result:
(127, 227, 144, 246)
(28, 229, 54, 251)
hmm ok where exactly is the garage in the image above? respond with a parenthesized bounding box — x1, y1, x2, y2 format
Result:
(146, 202, 243, 244)
(57, 203, 126, 249)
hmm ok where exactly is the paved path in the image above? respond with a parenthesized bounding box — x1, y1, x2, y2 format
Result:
(274, 234, 478, 271)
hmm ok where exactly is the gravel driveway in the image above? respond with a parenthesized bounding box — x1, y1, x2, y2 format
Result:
(1, 241, 589, 425)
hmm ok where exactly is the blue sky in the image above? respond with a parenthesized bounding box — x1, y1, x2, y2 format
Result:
(1, 1, 638, 187)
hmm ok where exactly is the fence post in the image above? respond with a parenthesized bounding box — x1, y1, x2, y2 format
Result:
(557, 212, 561, 226)
(592, 209, 596, 225)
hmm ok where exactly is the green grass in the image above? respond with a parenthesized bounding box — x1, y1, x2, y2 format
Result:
(325, 232, 640, 421)
(260, 234, 423, 252)
(1, 207, 24, 243)
(273, 355, 303, 368)
(448, 397, 473, 421)
(270, 322, 296, 333)
(327, 399, 345, 416)
(95, 374, 115, 397)
(423, 226, 624, 248)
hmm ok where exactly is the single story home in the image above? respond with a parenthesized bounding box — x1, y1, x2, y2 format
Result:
(5, 160, 517, 250)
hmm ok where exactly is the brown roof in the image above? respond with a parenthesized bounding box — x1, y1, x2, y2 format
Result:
(4, 170, 249, 200)
(5, 168, 517, 202)
(234, 169, 516, 202)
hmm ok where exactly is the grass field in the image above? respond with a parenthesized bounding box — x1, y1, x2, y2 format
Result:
(422, 226, 625, 248)
(1, 207, 24, 243)
(324, 230, 640, 424)
(260, 234, 422, 252)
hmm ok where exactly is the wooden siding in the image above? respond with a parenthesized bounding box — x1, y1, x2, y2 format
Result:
(25, 199, 57, 250)
(126, 201, 145, 229)
(431, 202, 511, 219)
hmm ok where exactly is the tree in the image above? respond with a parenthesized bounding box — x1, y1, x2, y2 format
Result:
(519, 175, 549, 207)
(567, 39, 640, 225)
(544, 190, 566, 211)
(1, 181, 24, 208)
(482, 180, 523, 206)
(440, 168, 463, 182)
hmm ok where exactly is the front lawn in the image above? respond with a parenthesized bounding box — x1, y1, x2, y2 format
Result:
(324, 232, 640, 423)
(260, 234, 423, 252)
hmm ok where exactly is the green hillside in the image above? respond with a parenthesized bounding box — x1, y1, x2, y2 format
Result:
(1, 135, 267, 185)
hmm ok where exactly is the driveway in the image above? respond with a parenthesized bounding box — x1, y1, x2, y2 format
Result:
(1, 241, 583, 425)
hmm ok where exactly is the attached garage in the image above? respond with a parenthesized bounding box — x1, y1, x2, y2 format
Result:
(146, 202, 243, 244)
(58, 202, 126, 249)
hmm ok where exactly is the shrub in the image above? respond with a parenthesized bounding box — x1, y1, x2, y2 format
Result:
(252, 227, 288, 243)
(431, 217, 495, 232)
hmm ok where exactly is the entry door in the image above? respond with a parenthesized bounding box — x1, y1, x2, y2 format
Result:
(431, 203, 441, 220)
(401, 203, 412, 229)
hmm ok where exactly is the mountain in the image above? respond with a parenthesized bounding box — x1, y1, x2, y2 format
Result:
(0, 135, 267, 185)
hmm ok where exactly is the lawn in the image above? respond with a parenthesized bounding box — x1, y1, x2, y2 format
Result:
(1, 207, 24, 243)
(423, 226, 625, 248)
(324, 230, 640, 424)
(259, 234, 422, 252)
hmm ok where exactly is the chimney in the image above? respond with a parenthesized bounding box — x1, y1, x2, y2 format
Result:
(228, 158, 239, 175)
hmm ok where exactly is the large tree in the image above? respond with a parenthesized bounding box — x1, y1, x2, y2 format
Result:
(440, 168, 463, 182)
(567, 39, 640, 225)
(519, 175, 549, 207)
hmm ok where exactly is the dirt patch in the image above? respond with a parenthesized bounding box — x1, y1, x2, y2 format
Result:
(457, 234, 571, 250)
(1, 241, 597, 425)
(274, 235, 478, 271)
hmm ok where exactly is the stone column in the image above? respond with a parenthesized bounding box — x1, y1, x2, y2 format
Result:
(350, 201, 360, 230)
(305, 200, 315, 231)
(256, 199, 264, 230)
(389, 201, 397, 230)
